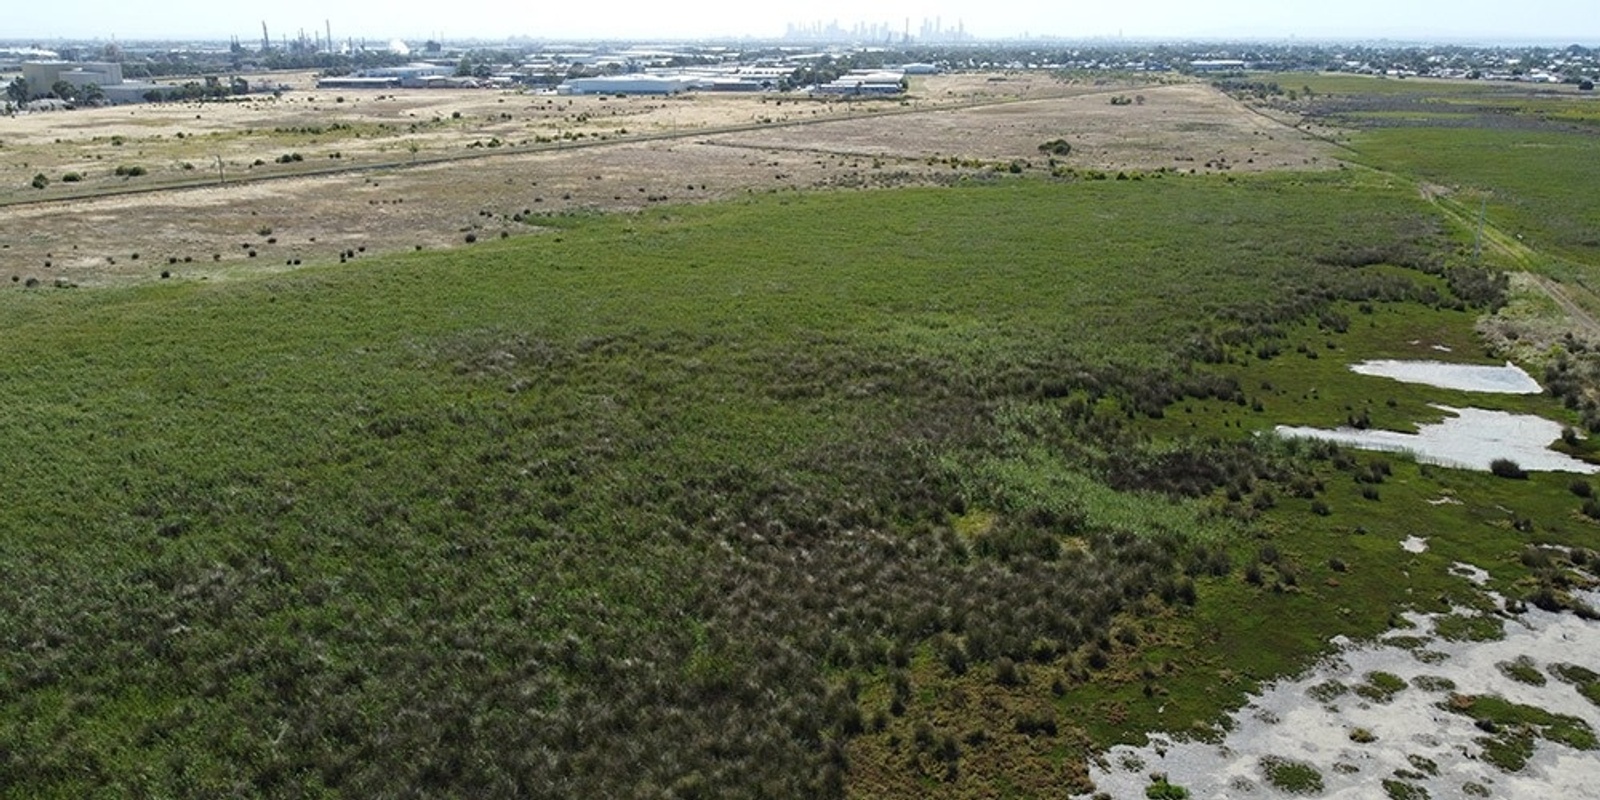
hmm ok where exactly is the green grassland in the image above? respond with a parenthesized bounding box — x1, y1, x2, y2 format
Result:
(1278, 73, 1600, 271)
(3, 91, 1600, 797)
(1286, 73, 1600, 427)
(1352, 128, 1600, 266)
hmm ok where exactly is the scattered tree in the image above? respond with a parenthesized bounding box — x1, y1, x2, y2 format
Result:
(6, 77, 29, 105)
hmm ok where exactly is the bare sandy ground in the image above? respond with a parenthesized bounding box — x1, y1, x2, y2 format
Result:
(0, 74, 1337, 288)
(711, 83, 1329, 173)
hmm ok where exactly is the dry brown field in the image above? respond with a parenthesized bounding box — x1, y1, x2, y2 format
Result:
(0, 72, 1336, 287)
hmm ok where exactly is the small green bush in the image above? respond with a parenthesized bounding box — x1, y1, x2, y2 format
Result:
(1579, 497, 1600, 520)
(1355, 671, 1407, 703)
(1261, 756, 1324, 794)
(1307, 679, 1348, 703)
(1145, 776, 1189, 799)
(1383, 779, 1428, 800)
(1498, 655, 1547, 687)
(1489, 458, 1528, 479)
(1038, 138, 1073, 156)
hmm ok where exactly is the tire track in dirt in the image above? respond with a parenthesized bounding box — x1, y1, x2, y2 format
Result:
(1527, 273, 1600, 340)
(1424, 191, 1600, 340)
(1240, 94, 1600, 341)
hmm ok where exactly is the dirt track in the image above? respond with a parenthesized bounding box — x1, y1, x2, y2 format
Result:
(1527, 273, 1600, 339)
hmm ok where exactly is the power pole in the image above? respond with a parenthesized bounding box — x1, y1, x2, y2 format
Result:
(1473, 195, 1487, 263)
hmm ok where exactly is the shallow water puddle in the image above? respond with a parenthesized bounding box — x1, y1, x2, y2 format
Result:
(1349, 360, 1542, 394)
(1276, 406, 1598, 474)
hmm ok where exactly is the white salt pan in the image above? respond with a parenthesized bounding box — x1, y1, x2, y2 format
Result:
(1276, 405, 1598, 474)
(1349, 360, 1542, 394)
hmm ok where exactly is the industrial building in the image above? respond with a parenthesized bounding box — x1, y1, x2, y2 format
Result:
(23, 61, 121, 91)
(1188, 59, 1249, 72)
(554, 65, 789, 95)
(20, 60, 166, 104)
(315, 62, 455, 90)
(557, 74, 702, 95)
(315, 76, 403, 89)
(814, 70, 906, 96)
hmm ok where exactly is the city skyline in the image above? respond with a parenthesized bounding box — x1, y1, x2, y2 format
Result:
(8, 0, 1600, 44)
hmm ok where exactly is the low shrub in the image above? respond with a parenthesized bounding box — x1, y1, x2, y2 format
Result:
(1145, 776, 1189, 799)
(1261, 755, 1324, 794)
(1038, 138, 1073, 156)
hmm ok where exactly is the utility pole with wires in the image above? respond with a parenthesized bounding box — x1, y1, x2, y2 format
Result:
(1473, 194, 1487, 263)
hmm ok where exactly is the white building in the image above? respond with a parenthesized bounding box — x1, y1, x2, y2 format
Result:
(23, 61, 123, 91)
(21, 60, 148, 103)
(814, 70, 906, 96)
(558, 74, 702, 95)
(1189, 59, 1248, 72)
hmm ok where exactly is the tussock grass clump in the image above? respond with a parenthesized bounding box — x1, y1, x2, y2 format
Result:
(1145, 775, 1190, 798)
(1444, 693, 1598, 772)
(1355, 671, 1408, 703)
(1498, 655, 1547, 686)
(1435, 613, 1505, 642)
(1260, 755, 1324, 794)
(1550, 663, 1600, 707)
(1307, 679, 1348, 703)
(1383, 779, 1429, 800)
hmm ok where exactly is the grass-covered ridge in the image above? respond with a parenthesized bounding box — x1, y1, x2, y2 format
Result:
(0, 171, 1575, 797)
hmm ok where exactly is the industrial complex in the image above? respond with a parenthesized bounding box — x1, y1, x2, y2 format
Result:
(16, 60, 167, 105)
(315, 60, 911, 96)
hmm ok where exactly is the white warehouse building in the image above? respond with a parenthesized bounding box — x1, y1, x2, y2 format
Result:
(23, 61, 123, 91)
(558, 74, 703, 95)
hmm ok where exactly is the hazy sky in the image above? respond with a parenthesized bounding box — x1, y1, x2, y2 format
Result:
(10, 0, 1600, 43)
